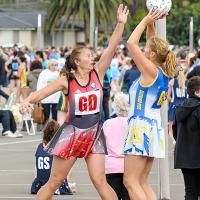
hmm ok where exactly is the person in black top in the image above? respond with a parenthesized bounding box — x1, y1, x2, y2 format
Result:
(121, 59, 140, 93)
(173, 76, 200, 200)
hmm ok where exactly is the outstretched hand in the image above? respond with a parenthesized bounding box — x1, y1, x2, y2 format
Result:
(143, 10, 165, 26)
(117, 4, 129, 24)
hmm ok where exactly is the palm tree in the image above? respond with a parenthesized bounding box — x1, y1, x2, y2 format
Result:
(44, 0, 132, 42)
(130, 0, 146, 16)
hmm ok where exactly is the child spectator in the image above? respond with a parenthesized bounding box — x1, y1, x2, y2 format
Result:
(103, 93, 130, 200)
(173, 76, 200, 200)
(31, 120, 72, 195)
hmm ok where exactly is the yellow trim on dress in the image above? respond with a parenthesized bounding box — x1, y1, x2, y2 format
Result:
(139, 70, 159, 88)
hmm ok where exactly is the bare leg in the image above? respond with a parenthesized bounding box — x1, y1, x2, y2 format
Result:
(85, 153, 118, 200)
(124, 155, 148, 200)
(35, 156, 76, 200)
(168, 121, 175, 143)
(141, 157, 157, 200)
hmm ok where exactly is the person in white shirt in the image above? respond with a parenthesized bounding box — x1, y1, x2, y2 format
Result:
(37, 59, 60, 124)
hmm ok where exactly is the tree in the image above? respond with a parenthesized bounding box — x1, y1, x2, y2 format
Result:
(167, 2, 200, 46)
(44, 0, 132, 42)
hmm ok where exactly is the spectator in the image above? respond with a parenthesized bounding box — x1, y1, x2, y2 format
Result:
(35, 51, 47, 70)
(168, 67, 187, 143)
(37, 59, 60, 124)
(173, 76, 200, 200)
(5, 50, 20, 93)
(187, 64, 200, 79)
(0, 49, 7, 87)
(103, 93, 130, 200)
(16, 56, 28, 102)
(121, 59, 140, 93)
(27, 60, 42, 94)
(0, 109, 23, 138)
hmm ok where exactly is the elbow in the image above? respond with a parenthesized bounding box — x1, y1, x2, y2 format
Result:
(127, 40, 132, 49)
(127, 41, 137, 51)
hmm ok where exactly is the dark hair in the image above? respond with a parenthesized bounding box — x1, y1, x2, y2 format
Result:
(36, 51, 44, 60)
(13, 50, 18, 57)
(130, 59, 136, 67)
(42, 120, 60, 145)
(187, 76, 200, 96)
(64, 46, 88, 80)
(19, 56, 26, 63)
(197, 50, 200, 59)
(180, 51, 187, 60)
(30, 60, 42, 71)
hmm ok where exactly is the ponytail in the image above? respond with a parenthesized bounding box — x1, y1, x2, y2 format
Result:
(64, 46, 87, 80)
(64, 54, 77, 80)
(177, 68, 186, 89)
(164, 50, 177, 78)
(148, 37, 178, 78)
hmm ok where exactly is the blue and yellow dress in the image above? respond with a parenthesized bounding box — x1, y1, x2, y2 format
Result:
(123, 67, 169, 158)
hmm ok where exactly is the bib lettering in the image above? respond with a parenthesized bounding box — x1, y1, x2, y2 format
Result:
(75, 90, 100, 115)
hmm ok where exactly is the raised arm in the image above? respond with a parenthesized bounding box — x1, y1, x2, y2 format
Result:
(146, 23, 156, 39)
(95, 4, 129, 81)
(19, 76, 68, 114)
(127, 11, 163, 83)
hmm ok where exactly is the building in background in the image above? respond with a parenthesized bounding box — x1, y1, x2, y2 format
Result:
(0, 10, 85, 48)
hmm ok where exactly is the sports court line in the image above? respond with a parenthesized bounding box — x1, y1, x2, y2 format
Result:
(0, 183, 184, 186)
(0, 139, 41, 146)
(0, 197, 100, 200)
(0, 183, 92, 186)
(0, 169, 87, 173)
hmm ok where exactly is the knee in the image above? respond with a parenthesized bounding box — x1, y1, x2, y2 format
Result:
(47, 175, 63, 192)
(90, 174, 107, 189)
(123, 175, 134, 191)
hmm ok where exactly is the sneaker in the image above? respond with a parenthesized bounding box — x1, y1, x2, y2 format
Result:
(68, 182, 77, 193)
(13, 131, 23, 138)
(2, 131, 9, 136)
(3, 131, 19, 138)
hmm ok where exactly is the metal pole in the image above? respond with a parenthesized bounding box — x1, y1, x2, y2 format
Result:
(94, 24, 98, 50)
(37, 13, 43, 50)
(189, 16, 194, 52)
(89, 0, 95, 47)
(155, 18, 171, 200)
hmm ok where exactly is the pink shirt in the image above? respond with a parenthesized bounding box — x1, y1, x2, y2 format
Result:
(103, 117, 128, 174)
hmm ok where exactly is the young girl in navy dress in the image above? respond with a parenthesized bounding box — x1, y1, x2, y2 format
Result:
(31, 120, 72, 195)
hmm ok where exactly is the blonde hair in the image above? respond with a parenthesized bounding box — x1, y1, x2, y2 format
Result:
(112, 92, 129, 117)
(147, 37, 177, 78)
(177, 69, 186, 89)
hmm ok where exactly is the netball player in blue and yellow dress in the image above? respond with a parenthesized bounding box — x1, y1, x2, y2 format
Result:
(123, 11, 177, 200)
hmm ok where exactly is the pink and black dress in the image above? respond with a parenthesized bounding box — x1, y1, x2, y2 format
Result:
(45, 69, 107, 159)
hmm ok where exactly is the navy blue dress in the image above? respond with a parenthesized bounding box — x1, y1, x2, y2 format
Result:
(31, 143, 72, 195)
(168, 78, 187, 121)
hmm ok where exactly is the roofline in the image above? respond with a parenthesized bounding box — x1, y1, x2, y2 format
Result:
(0, 28, 36, 31)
